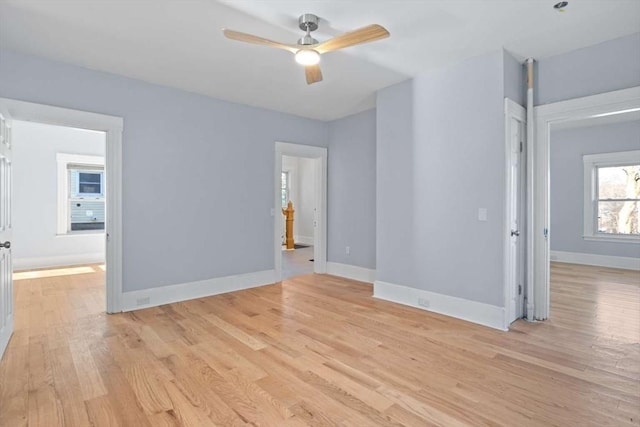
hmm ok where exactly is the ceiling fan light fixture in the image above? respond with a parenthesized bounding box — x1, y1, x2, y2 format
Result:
(295, 49, 320, 66)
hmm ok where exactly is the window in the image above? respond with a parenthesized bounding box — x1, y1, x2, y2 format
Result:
(57, 153, 105, 234)
(77, 171, 103, 195)
(281, 171, 289, 208)
(583, 150, 640, 242)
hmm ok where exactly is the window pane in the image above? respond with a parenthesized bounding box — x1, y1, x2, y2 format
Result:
(79, 172, 101, 183)
(78, 172, 102, 194)
(79, 183, 101, 193)
(598, 165, 640, 200)
(281, 189, 287, 208)
(597, 201, 639, 234)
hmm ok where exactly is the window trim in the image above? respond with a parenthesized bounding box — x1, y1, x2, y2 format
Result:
(56, 153, 105, 235)
(583, 150, 640, 243)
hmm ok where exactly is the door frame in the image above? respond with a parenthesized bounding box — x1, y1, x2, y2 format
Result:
(503, 98, 527, 330)
(274, 142, 327, 281)
(0, 98, 124, 313)
(530, 86, 640, 320)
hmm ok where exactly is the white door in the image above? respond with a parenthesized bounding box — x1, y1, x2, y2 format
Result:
(0, 111, 13, 359)
(507, 117, 525, 324)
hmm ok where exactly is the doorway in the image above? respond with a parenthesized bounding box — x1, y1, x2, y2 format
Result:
(531, 86, 640, 320)
(274, 142, 327, 281)
(13, 121, 106, 268)
(0, 97, 123, 325)
(281, 155, 317, 279)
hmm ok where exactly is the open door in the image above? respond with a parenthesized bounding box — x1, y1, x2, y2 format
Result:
(504, 98, 527, 328)
(0, 111, 13, 359)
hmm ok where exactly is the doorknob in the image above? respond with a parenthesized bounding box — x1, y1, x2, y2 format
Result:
(511, 230, 520, 237)
(0, 241, 10, 249)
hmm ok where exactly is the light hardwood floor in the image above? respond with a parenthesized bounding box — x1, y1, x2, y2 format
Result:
(0, 262, 638, 426)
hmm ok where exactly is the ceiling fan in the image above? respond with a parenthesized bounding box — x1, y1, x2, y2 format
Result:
(222, 14, 390, 85)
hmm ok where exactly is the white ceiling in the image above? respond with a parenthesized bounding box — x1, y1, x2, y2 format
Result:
(1, 0, 638, 121)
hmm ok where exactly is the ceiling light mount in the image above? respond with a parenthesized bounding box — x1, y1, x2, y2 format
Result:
(298, 14, 320, 45)
(553, 1, 568, 11)
(298, 14, 319, 32)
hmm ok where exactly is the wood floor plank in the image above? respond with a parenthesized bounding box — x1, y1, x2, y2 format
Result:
(0, 262, 638, 426)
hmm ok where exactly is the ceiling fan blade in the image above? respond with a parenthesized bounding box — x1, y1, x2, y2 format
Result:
(315, 24, 389, 54)
(223, 29, 298, 53)
(305, 65, 323, 85)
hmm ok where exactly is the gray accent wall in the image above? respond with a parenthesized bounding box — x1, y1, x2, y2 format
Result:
(376, 51, 508, 307)
(328, 109, 377, 270)
(550, 120, 640, 258)
(536, 33, 640, 105)
(0, 48, 329, 292)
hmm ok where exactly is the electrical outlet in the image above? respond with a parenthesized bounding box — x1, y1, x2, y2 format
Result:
(136, 297, 150, 306)
(418, 298, 430, 308)
(345, 246, 350, 255)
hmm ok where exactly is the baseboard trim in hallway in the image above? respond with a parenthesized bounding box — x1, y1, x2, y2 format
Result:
(326, 262, 376, 283)
(121, 269, 276, 311)
(550, 250, 640, 270)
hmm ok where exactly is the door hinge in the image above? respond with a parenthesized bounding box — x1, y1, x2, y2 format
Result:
(518, 284, 522, 295)
(520, 141, 523, 152)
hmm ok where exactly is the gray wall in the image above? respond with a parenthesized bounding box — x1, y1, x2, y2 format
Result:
(551, 120, 640, 258)
(376, 51, 507, 307)
(536, 33, 640, 105)
(328, 109, 377, 270)
(0, 48, 329, 292)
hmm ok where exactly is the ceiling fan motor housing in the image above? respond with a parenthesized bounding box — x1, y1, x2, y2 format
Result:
(298, 14, 319, 32)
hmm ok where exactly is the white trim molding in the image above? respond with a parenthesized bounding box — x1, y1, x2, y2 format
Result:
(550, 251, 640, 271)
(122, 269, 276, 312)
(373, 281, 507, 331)
(14, 253, 104, 271)
(0, 97, 123, 313)
(326, 262, 375, 283)
(532, 86, 640, 321)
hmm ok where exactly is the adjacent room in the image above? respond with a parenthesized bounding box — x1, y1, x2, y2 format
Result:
(0, 0, 638, 425)
(281, 154, 317, 280)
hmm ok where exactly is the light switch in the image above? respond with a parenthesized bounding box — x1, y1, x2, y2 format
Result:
(478, 208, 487, 221)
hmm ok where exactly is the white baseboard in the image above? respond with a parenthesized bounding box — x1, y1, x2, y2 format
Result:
(294, 235, 314, 246)
(550, 250, 640, 270)
(121, 269, 276, 312)
(373, 280, 506, 331)
(326, 262, 375, 283)
(14, 252, 104, 271)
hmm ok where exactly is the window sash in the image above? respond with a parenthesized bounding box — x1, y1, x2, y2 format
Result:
(583, 151, 640, 242)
